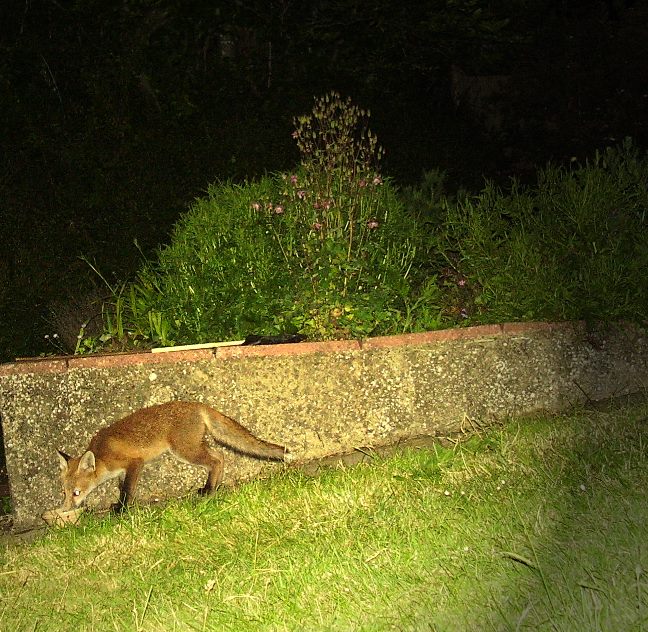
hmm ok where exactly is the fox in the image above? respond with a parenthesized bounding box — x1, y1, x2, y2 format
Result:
(56, 401, 289, 512)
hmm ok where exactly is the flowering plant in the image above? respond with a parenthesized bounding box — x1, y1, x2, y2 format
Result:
(247, 93, 422, 337)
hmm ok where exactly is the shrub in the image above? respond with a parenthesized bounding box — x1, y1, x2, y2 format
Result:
(86, 94, 440, 350)
(128, 177, 292, 345)
(84, 110, 648, 354)
(268, 93, 440, 338)
(439, 138, 648, 323)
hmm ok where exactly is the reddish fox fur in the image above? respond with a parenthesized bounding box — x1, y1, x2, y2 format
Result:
(57, 401, 289, 511)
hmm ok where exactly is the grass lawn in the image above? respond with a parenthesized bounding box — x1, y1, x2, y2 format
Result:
(1, 396, 648, 631)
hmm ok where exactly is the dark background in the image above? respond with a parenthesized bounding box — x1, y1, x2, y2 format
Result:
(1, 0, 647, 362)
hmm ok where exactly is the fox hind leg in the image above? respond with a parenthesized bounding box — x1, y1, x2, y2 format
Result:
(172, 441, 224, 495)
(195, 447, 224, 495)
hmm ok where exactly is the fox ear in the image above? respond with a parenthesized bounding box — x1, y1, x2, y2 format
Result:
(57, 450, 71, 472)
(78, 451, 96, 473)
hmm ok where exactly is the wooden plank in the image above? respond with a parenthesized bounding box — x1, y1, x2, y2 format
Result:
(151, 340, 245, 353)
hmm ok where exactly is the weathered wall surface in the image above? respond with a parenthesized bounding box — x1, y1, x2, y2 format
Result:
(1, 321, 647, 529)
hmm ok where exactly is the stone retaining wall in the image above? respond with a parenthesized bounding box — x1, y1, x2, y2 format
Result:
(1, 321, 647, 529)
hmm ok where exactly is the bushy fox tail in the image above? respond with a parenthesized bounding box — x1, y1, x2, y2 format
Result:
(199, 406, 289, 461)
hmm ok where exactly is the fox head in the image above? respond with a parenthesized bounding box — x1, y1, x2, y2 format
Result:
(57, 450, 100, 510)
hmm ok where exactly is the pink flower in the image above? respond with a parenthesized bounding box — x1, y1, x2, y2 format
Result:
(290, 174, 298, 186)
(274, 205, 285, 214)
(372, 175, 383, 186)
(358, 179, 367, 188)
(297, 189, 307, 200)
(458, 278, 466, 287)
(367, 219, 379, 229)
(312, 221, 323, 231)
(251, 202, 261, 211)
(291, 131, 299, 139)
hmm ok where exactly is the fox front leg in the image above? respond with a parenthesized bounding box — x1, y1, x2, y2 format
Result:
(114, 460, 144, 511)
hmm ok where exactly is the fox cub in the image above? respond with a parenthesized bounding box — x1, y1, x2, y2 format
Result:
(57, 401, 289, 511)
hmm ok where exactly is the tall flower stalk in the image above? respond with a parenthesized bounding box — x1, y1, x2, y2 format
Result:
(281, 92, 387, 297)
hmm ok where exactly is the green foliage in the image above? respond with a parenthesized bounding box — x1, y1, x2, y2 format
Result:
(86, 93, 438, 349)
(272, 92, 434, 338)
(0, 495, 11, 514)
(438, 138, 648, 323)
(398, 168, 450, 228)
(85, 132, 648, 352)
(81, 88, 648, 354)
(105, 177, 292, 345)
(2, 0, 640, 361)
